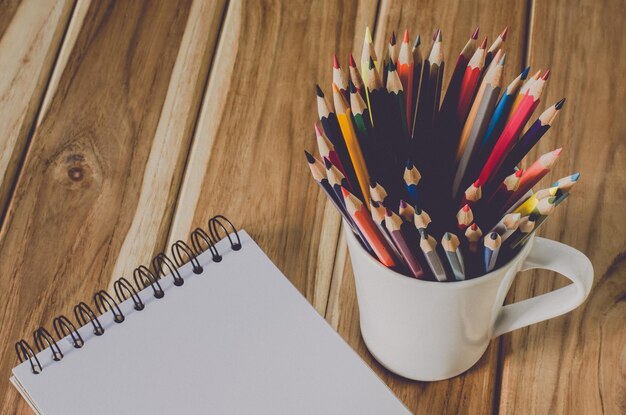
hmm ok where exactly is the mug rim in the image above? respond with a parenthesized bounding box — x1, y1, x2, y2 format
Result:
(344, 223, 534, 289)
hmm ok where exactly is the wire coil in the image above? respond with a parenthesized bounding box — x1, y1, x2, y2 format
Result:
(15, 215, 240, 374)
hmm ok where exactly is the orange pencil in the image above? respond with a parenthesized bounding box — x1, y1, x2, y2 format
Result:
(342, 187, 396, 267)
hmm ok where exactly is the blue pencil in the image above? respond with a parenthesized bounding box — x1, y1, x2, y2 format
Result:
(403, 160, 422, 206)
(481, 66, 530, 149)
(483, 231, 502, 273)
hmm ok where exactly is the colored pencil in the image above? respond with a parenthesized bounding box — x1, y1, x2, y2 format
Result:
(487, 169, 523, 216)
(513, 172, 579, 216)
(410, 34, 424, 136)
(505, 214, 537, 249)
(504, 148, 562, 209)
(361, 27, 379, 124)
(343, 187, 396, 267)
(413, 207, 432, 235)
(403, 160, 422, 206)
(307, 152, 374, 252)
(333, 83, 371, 203)
(349, 80, 376, 168)
(382, 31, 397, 86)
(419, 231, 448, 281)
(398, 30, 415, 127)
(456, 37, 488, 127)
(492, 212, 521, 242)
(452, 51, 505, 196)
(386, 60, 410, 141)
(412, 29, 444, 141)
(479, 66, 529, 154)
(464, 223, 483, 253)
(314, 122, 350, 187)
(333, 54, 349, 103)
(483, 231, 502, 272)
(398, 199, 416, 223)
(498, 98, 565, 181)
(442, 232, 466, 280)
(507, 69, 542, 120)
(366, 57, 386, 128)
(460, 179, 482, 207)
(369, 179, 388, 203)
(456, 204, 474, 231)
(484, 26, 508, 69)
(349, 53, 365, 98)
(385, 209, 425, 278)
(324, 157, 352, 205)
(477, 70, 549, 188)
(316, 85, 361, 199)
(370, 200, 404, 261)
(438, 27, 479, 129)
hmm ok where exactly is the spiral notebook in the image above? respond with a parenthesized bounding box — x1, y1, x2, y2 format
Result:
(11, 216, 409, 415)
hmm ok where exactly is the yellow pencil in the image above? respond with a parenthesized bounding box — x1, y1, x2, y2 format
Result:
(332, 84, 371, 203)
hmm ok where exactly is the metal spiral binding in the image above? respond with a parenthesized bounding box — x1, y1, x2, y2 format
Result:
(14, 215, 240, 374)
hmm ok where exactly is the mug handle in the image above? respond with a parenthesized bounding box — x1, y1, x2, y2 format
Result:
(493, 237, 594, 338)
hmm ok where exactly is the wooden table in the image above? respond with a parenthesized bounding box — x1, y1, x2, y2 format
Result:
(1, 0, 623, 413)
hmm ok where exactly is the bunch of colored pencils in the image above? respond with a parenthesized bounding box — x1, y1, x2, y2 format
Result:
(306, 26, 579, 281)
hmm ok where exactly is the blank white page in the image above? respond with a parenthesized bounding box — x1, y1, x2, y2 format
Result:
(12, 230, 409, 414)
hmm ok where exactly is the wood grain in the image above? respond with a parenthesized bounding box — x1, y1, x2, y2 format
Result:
(0, 0, 75, 220)
(0, 0, 227, 411)
(167, 0, 378, 315)
(325, 1, 529, 413)
(498, 0, 626, 413)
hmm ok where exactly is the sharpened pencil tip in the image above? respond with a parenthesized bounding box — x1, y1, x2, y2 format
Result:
(349, 53, 357, 67)
(473, 179, 481, 187)
(489, 232, 498, 240)
(555, 98, 566, 109)
(385, 208, 393, 217)
(413, 34, 421, 47)
(480, 36, 488, 49)
(405, 159, 414, 169)
(390, 31, 396, 45)
(433, 28, 440, 41)
(313, 122, 323, 136)
(369, 178, 377, 187)
(331, 83, 340, 94)
(571, 172, 581, 181)
(341, 186, 350, 198)
(499, 53, 506, 65)
(304, 150, 315, 163)
(348, 79, 356, 93)
(500, 26, 509, 41)
(399, 199, 408, 209)
(369, 56, 376, 70)
(444, 232, 453, 241)
(333, 54, 340, 69)
(323, 157, 332, 169)
(315, 84, 324, 97)
(554, 147, 563, 156)
(515, 169, 524, 177)
(472, 26, 480, 40)
(521, 66, 530, 79)
(436, 28, 442, 42)
(462, 204, 470, 212)
(403, 29, 409, 43)
(365, 26, 373, 43)
(541, 69, 551, 80)
(470, 223, 478, 230)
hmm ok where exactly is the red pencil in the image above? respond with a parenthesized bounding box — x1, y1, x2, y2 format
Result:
(456, 204, 474, 231)
(504, 148, 563, 209)
(342, 187, 397, 267)
(478, 70, 549, 187)
(456, 37, 487, 124)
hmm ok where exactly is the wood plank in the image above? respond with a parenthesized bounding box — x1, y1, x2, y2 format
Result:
(326, 1, 529, 413)
(0, 0, 227, 411)
(498, 0, 626, 413)
(0, 0, 75, 221)
(166, 0, 378, 315)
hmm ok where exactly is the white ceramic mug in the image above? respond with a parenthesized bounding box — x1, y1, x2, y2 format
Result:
(344, 226, 593, 381)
